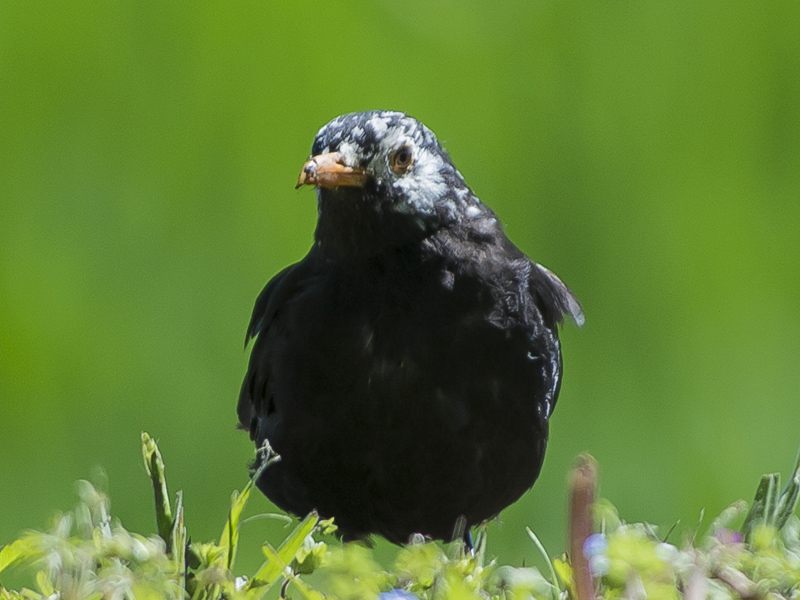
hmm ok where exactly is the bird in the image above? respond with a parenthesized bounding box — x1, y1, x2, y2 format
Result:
(238, 110, 583, 545)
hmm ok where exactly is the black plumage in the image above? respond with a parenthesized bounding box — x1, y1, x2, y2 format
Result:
(238, 111, 583, 544)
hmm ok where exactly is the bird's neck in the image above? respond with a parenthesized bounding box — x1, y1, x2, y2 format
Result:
(314, 190, 441, 262)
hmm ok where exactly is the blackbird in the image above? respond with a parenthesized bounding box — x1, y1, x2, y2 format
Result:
(238, 111, 583, 544)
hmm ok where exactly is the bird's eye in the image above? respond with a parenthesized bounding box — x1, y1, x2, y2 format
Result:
(390, 145, 414, 174)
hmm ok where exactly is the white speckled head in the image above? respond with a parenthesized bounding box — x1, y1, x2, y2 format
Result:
(310, 111, 479, 223)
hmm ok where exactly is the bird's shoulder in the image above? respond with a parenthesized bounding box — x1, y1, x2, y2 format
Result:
(428, 215, 584, 329)
(243, 251, 324, 344)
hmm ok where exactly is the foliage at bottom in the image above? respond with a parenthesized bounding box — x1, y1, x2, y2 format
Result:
(1, 434, 799, 600)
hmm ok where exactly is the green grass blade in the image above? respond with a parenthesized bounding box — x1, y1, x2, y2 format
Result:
(220, 487, 248, 572)
(261, 542, 325, 600)
(219, 448, 278, 573)
(742, 473, 779, 540)
(171, 490, 187, 591)
(219, 457, 271, 572)
(474, 522, 488, 567)
(280, 575, 326, 600)
(774, 465, 800, 531)
(247, 512, 319, 592)
(527, 526, 561, 599)
(141, 432, 173, 544)
(239, 513, 294, 528)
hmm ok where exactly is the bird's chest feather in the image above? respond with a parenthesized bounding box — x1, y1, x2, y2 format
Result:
(268, 255, 554, 436)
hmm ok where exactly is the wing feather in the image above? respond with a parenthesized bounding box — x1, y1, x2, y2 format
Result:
(530, 263, 585, 328)
(238, 256, 318, 437)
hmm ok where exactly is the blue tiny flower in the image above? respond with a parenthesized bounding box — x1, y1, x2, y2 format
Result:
(583, 533, 608, 558)
(379, 590, 420, 600)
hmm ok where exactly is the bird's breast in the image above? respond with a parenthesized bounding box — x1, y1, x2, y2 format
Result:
(268, 260, 556, 435)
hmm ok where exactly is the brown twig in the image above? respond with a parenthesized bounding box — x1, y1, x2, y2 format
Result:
(569, 454, 598, 600)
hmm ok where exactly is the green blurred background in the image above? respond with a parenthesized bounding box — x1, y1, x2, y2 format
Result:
(2, 0, 799, 578)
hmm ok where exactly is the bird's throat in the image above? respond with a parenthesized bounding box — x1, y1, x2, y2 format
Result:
(314, 189, 438, 261)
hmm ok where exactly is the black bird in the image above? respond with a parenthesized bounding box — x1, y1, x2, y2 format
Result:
(239, 111, 583, 544)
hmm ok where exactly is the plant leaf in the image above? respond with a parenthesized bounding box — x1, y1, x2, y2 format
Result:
(774, 464, 800, 531)
(141, 432, 173, 544)
(0, 537, 38, 576)
(247, 512, 319, 592)
(742, 473, 779, 541)
(220, 470, 257, 571)
(527, 526, 561, 600)
(171, 490, 187, 591)
(258, 541, 325, 600)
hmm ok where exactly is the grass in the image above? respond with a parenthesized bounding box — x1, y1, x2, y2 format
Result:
(1, 434, 799, 599)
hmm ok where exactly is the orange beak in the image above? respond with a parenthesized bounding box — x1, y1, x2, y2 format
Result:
(296, 152, 368, 189)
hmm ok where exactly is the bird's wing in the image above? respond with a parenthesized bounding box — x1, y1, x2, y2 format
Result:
(530, 263, 585, 328)
(238, 255, 317, 438)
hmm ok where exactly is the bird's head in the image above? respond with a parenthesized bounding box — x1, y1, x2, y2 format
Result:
(297, 111, 485, 258)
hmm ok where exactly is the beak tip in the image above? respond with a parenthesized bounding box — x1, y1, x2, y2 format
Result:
(296, 169, 313, 189)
